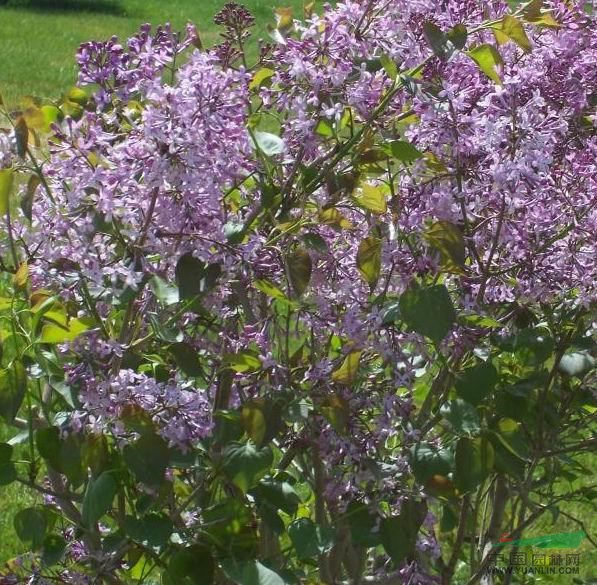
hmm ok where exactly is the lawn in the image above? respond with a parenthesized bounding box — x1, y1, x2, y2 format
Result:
(0, 0, 306, 106)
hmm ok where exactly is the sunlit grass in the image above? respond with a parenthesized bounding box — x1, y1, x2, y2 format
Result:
(0, 0, 306, 106)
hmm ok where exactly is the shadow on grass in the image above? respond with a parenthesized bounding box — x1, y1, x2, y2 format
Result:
(0, 0, 129, 16)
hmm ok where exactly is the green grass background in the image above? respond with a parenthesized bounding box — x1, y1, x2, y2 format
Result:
(0, 0, 305, 105)
(0, 0, 595, 580)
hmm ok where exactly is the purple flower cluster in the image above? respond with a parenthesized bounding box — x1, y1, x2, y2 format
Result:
(6, 4, 594, 571)
(70, 367, 212, 449)
(28, 49, 251, 292)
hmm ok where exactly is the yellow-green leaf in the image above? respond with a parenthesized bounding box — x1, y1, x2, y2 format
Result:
(356, 236, 382, 289)
(23, 106, 45, 130)
(353, 183, 387, 214)
(286, 248, 312, 296)
(321, 393, 350, 432)
(380, 54, 398, 80)
(253, 279, 288, 300)
(492, 15, 532, 53)
(40, 317, 91, 344)
(241, 402, 267, 445)
(466, 44, 503, 85)
(522, 0, 560, 28)
(424, 220, 466, 273)
(275, 7, 294, 30)
(66, 87, 88, 106)
(319, 207, 355, 230)
(41, 105, 62, 132)
(0, 169, 14, 215)
(223, 351, 262, 373)
(315, 119, 334, 138)
(249, 68, 275, 90)
(331, 351, 362, 385)
(13, 262, 28, 289)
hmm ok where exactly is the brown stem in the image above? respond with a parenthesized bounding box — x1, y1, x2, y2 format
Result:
(312, 443, 333, 584)
(442, 495, 470, 585)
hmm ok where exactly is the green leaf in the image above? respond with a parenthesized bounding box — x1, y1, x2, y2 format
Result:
(250, 67, 275, 90)
(288, 518, 334, 559)
(489, 432, 526, 478)
(241, 402, 267, 445)
(257, 502, 285, 535)
(410, 443, 453, 484)
(466, 44, 503, 84)
(254, 279, 288, 301)
(149, 275, 179, 305)
(440, 504, 458, 532)
(0, 443, 13, 463)
(82, 471, 117, 528)
(223, 441, 274, 492)
(455, 361, 498, 405)
(0, 169, 14, 216)
(41, 534, 66, 566)
(0, 462, 17, 486)
(353, 183, 387, 214)
(124, 513, 173, 547)
(356, 236, 382, 289)
(495, 418, 529, 459)
(224, 221, 246, 244)
(254, 478, 301, 516)
(123, 433, 170, 486)
(440, 399, 480, 434)
(252, 131, 285, 156)
(331, 351, 362, 385)
(315, 119, 334, 137)
(14, 507, 47, 549)
(424, 220, 466, 273)
(454, 436, 494, 493)
(380, 53, 398, 79)
(399, 284, 455, 345)
(423, 21, 449, 59)
(40, 317, 92, 343)
(345, 501, 381, 547)
(513, 328, 554, 365)
(165, 545, 215, 585)
(169, 342, 202, 377)
(302, 232, 328, 253)
(223, 351, 262, 373)
(36, 427, 63, 472)
(221, 559, 287, 585)
(380, 299, 401, 326)
(493, 15, 532, 53)
(60, 435, 85, 487)
(447, 23, 468, 50)
(286, 248, 312, 296)
(175, 253, 221, 301)
(0, 361, 27, 423)
(489, 418, 528, 479)
(384, 140, 423, 163)
(380, 500, 428, 566)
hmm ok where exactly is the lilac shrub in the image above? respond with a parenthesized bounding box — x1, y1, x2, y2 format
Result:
(0, 1, 595, 584)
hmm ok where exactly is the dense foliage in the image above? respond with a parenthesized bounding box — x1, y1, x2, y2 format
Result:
(0, 1, 595, 583)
